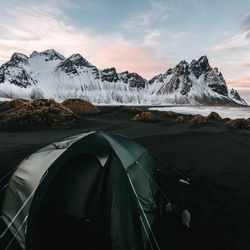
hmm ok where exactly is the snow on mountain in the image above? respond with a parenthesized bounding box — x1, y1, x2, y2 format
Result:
(147, 56, 247, 105)
(0, 50, 247, 105)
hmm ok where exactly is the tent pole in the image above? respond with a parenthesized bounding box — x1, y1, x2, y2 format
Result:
(4, 215, 28, 250)
(127, 174, 160, 250)
(140, 216, 154, 250)
(0, 170, 49, 239)
(0, 184, 8, 193)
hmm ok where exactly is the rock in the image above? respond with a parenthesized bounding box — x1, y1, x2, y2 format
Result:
(57, 53, 95, 75)
(120, 72, 146, 88)
(226, 119, 250, 129)
(230, 89, 243, 102)
(0, 52, 36, 87)
(175, 116, 185, 123)
(62, 99, 100, 115)
(101, 68, 119, 82)
(207, 112, 222, 121)
(0, 99, 77, 129)
(165, 111, 179, 117)
(190, 56, 211, 79)
(131, 112, 157, 122)
(189, 114, 207, 124)
(206, 69, 228, 95)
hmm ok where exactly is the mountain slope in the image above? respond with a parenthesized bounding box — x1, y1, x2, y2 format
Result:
(0, 50, 247, 105)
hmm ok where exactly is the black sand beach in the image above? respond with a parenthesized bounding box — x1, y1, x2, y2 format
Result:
(1, 107, 250, 250)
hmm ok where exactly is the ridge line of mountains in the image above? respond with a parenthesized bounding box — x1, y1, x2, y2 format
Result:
(0, 49, 247, 105)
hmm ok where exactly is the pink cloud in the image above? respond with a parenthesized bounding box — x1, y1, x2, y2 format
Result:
(228, 74, 250, 88)
(95, 40, 169, 78)
(0, 3, 170, 79)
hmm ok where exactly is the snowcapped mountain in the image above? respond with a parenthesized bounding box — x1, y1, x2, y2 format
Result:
(0, 49, 247, 105)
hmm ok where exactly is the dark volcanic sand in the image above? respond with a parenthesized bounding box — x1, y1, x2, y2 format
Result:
(1, 107, 250, 250)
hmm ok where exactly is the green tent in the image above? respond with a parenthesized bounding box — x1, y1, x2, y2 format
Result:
(0, 131, 161, 250)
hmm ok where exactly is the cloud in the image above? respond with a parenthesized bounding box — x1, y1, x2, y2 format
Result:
(228, 74, 250, 88)
(122, 0, 198, 33)
(213, 45, 250, 52)
(212, 32, 250, 52)
(212, 11, 250, 53)
(122, 0, 171, 32)
(0, 1, 170, 79)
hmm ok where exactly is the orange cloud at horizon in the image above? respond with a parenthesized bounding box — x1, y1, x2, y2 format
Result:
(228, 74, 250, 88)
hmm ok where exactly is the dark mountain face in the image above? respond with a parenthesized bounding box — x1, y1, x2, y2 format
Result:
(120, 72, 146, 89)
(150, 56, 229, 98)
(190, 56, 212, 79)
(57, 54, 95, 75)
(10, 53, 29, 65)
(101, 68, 119, 82)
(0, 53, 36, 88)
(205, 68, 228, 95)
(230, 89, 243, 102)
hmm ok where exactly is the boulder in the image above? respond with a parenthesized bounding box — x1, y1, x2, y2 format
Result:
(131, 112, 157, 122)
(226, 118, 250, 129)
(207, 111, 222, 121)
(175, 116, 185, 123)
(189, 114, 207, 124)
(62, 99, 100, 115)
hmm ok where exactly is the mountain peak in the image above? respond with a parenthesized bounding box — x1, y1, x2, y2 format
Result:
(189, 55, 211, 79)
(198, 55, 208, 63)
(57, 53, 94, 75)
(229, 88, 247, 105)
(10, 52, 29, 63)
(68, 53, 83, 61)
(198, 55, 211, 71)
(66, 53, 93, 67)
(30, 49, 65, 61)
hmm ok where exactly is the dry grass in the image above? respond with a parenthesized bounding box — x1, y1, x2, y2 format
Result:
(189, 114, 207, 124)
(226, 118, 250, 129)
(175, 116, 185, 123)
(0, 99, 30, 113)
(0, 99, 77, 129)
(62, 99, 100, 115)
(131, 112, 158, 122)
(207, 112, 222, 121)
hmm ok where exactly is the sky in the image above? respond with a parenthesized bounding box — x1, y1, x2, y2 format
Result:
(0, 0, 250, 101)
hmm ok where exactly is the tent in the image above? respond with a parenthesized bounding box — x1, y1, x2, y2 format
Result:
(0, 131, 161, 250)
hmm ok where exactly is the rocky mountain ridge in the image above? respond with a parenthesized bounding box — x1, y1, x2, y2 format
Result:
(0, 49, 247, 105)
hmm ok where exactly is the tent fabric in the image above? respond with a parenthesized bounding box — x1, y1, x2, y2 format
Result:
(1, 131, 159, 250)
(28, 154, 144, 250)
